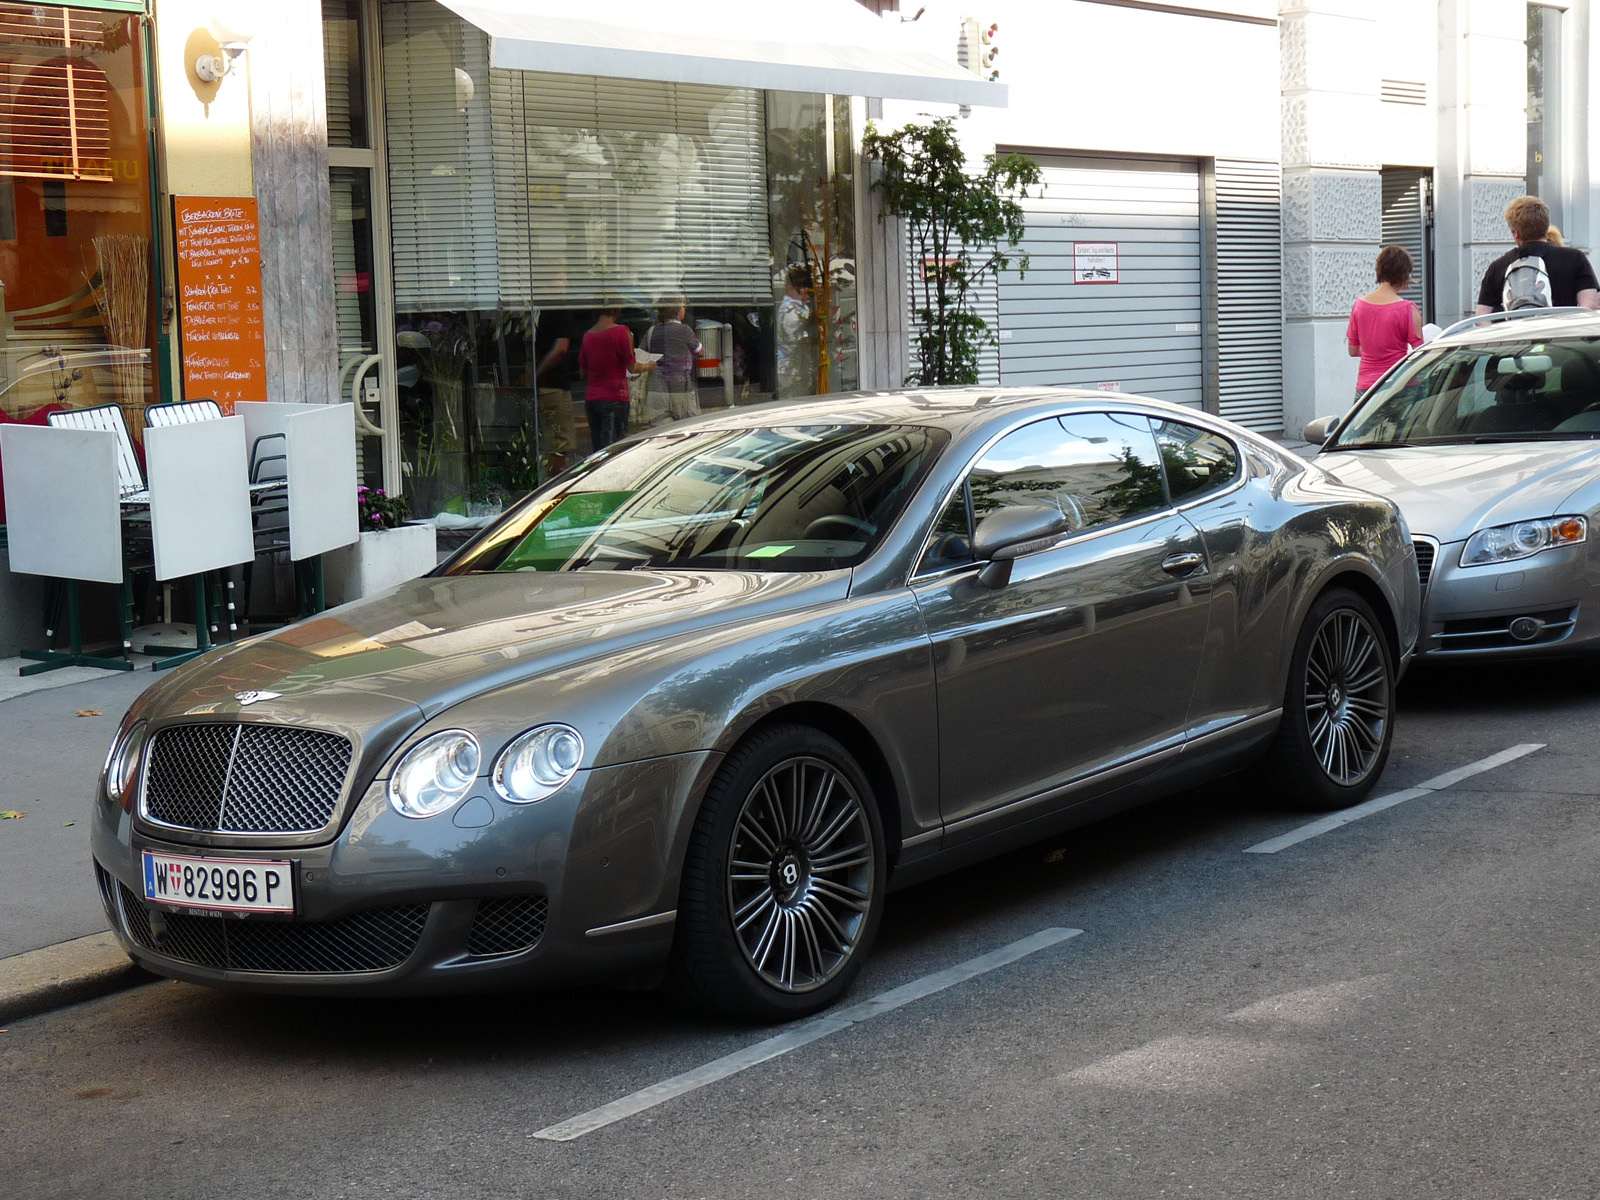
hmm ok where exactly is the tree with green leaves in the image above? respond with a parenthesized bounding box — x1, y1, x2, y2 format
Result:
(862, 117, 1042, 387)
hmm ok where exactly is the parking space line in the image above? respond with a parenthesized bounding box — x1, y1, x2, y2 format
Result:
(1243, 743, 1546, 855)
(531, 926, 1084, 1142)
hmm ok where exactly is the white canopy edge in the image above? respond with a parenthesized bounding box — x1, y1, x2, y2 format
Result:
(434, 0, 1008, 108)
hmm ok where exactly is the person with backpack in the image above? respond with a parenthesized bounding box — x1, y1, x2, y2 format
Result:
(1475, 195, 1600, 315)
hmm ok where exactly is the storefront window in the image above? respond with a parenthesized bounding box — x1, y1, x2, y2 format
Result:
(0, 2, 156, 440)
(380, 0, 859, 521)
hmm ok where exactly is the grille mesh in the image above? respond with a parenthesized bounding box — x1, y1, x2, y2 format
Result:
(466, 896, 549, 957)
(118, 883, 427, 973)
(143, 723, 353, 835)
(1414, 539, 1436, 594)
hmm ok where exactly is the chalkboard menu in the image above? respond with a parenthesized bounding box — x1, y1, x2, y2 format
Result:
(173, 196, 268, 409)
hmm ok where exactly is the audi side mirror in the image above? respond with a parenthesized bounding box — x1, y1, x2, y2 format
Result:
(971, 505, 1073, 589)
(1303, 415, 1340, 446)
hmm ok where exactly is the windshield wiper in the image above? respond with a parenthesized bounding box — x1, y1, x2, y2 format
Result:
(1325, 440, 1413, 451)
(1471, 432, 1600, 443)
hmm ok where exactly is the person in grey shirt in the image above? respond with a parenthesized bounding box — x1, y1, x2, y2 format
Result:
(641, 295, 703, 426)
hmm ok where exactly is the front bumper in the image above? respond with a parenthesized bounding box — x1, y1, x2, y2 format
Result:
(1416, 537, 1598, 658)
(91, 750, 718, 995)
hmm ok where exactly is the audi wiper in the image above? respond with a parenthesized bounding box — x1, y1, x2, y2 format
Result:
(1470, 432, 1600, 443)
(1324, 440, 1414, 451)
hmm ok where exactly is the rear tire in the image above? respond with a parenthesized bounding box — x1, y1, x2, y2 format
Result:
(670, 724, 886, 1022)
(1260, 587, 1396, 810)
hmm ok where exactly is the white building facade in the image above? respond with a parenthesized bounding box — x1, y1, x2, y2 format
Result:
(867, 0, 1599, 436)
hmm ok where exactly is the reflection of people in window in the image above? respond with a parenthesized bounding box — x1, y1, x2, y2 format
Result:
(641, 294, 702, 426)
(534, 304, 576, 470)
(776, 264, 816, 399)
(578, 302, 636, 452)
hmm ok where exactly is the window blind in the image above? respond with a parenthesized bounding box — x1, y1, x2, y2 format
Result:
(490, 69, 772, 309)
(382, 0, 499, 310)
(0, 5, 111, 183)
(322, 0, 355, 149)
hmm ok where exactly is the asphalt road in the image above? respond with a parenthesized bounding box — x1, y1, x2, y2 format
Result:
(4, 658, 1600, 1199)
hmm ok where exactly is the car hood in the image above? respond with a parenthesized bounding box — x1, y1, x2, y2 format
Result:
(1314, 443, 1599, 543)
(138, 569, 850, 728)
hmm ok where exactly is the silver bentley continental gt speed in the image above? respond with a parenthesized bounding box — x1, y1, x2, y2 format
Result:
(92, 390, 1418, 1020)
(1307, 310, 1600, 661)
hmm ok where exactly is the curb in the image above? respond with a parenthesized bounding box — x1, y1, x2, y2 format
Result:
(0, 932, 154, 1024)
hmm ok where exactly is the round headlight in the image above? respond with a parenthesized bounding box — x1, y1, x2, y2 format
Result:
(492, 724, 584, 804)
(103, 720, 146, 808)
(1511, 521, 1548, 553)
(387, 730, 481, 818)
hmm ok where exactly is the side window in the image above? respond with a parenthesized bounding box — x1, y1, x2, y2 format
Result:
(968, 412, 1168, 535)
(917, 482, 973, 573)
(1151, 419, 1240, 502)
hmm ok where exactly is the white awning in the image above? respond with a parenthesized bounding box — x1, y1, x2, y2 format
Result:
(433, 0, 1008, 108)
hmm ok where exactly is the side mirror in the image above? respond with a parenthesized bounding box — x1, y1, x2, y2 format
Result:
(971, 505, 1073, 588)
(1302, 415, 1340, 446)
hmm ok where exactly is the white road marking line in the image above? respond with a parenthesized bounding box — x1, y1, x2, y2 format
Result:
(532, 926, 1084, 1142)
(1243, 742, 1546, 854)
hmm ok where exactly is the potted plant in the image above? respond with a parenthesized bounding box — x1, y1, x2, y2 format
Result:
(322, 486, 438, 604)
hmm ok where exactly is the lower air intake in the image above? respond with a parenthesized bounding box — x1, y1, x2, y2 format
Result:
(117, 884, 428, 973)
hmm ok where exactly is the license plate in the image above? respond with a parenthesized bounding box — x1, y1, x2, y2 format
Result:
(141, 851, 295, 915)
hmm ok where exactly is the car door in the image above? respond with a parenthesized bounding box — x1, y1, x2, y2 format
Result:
(911, 411, 1212, 835)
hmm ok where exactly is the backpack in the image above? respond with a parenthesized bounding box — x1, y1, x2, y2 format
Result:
(1502, 253, 1553, 310)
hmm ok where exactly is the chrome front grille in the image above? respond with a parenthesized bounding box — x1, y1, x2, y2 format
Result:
(142, 723, 354, 835)
(1413, 538, 1437, 594)
(117, 883, 427, 973)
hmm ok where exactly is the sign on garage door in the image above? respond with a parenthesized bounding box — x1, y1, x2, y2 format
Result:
(997, 157, 1203, 409)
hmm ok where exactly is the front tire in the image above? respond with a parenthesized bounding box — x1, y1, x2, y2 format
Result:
(1261, 587, 1396, 810)
(670, 724, 886, 1022)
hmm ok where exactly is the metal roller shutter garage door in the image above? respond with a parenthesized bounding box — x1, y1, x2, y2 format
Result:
(997, 157, 1203, 409)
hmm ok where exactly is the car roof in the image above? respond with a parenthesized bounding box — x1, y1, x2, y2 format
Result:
(1437, 309, 1600, 348)
(675, 386, 1220, 437)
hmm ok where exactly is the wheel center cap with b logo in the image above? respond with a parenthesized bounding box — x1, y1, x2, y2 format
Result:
(773, 851, 805, 900)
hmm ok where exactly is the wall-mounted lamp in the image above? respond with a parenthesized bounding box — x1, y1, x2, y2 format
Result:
(193, 8, 255, 85)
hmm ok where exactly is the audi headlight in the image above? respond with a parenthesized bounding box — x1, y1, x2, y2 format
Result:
(387, 731, 481, 818)
(102, 719, 146, 810)
(1460, 516, 1586, 567)
(492, 724, 584, 803)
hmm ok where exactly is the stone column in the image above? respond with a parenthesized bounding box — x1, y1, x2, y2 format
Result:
(247, 0, 337, 405)
(1434, 0, 1526, 322)
(1280, 0, 1383, 432)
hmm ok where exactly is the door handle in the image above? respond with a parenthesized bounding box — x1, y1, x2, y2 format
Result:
(1161, 552, 1206, 577)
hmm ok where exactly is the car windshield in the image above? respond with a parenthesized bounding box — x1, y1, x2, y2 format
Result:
(442, 423, 946, 574)
(1328, 337, 1600, 449)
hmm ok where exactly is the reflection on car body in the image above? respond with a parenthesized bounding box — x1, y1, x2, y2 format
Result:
(93, 389, 1416, 1021)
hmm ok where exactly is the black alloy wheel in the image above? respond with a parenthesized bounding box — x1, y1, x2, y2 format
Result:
(671, 724, 886, 1021)
(1261, 587, 1396, 810)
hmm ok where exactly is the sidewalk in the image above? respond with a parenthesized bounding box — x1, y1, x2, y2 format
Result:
(0, 657, 163, 1020)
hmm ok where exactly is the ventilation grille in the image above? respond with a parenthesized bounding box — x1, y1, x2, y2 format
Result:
(1214, 159, 1284, 432)
(466, 896, 549, 958)
(1413, 538, 1436, 595)
(143, 723, 354, 836)
(118, 883, 428, 974)
(1381, 79, 1428, 106)
(1435, 606, 1578, 652)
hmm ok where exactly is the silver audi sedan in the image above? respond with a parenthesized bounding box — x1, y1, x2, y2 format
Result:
(1308, 309, 1600, 661)
(93, 389, 1417, 1020)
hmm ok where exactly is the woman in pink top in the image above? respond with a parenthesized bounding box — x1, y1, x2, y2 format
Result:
(578, 303, 638, 452)
(1347, 245, 1424, 396)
